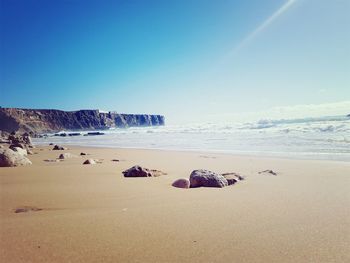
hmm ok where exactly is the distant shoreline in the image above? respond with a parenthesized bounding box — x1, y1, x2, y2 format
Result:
(31, 141, 350, 163)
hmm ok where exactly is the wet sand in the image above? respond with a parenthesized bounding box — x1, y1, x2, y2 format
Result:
(1, 146, 349, 262)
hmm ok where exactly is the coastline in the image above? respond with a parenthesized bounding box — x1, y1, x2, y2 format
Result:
(32, 141, 350, 162)
(31, 116, 350, 162)
(1, 145, 349, 262)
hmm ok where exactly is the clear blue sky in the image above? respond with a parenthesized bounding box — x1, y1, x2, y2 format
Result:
(1, 0, 349, 123)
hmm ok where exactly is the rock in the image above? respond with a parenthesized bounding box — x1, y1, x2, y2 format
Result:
(0, 138, 10, 144)
(8, 133, 21, 144)
(111, 159, 119, 162)
(58, 153, 75, 159)
(80, 152, 87, 156)
(52, 145, 66, 150)
(84, 132, 105, 136)
(0, 148, 32, 167)
(83, 159, 96, 165)
(9, 147, 28, 156)
(122, 165, 166, 177)
(172, 178, 190, 189)
(9, 143, 25, 149)
(49, 143, 54, 145)
(123, 165, 151, 177)
(258, 170, 277, 176)
(189, 169, 228, 188)
(0, 131, 10, 140)
(224, 176, 237, 185)
(14, 206, 43, 213)
(22, 133, 33, 146)
(221, 172, 244, 185)
(7, 132, 34, 148)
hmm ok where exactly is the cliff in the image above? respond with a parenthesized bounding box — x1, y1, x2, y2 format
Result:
(0, 108, 165, 134)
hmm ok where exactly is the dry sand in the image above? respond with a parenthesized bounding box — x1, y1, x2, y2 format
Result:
(1, 146, 349, 262)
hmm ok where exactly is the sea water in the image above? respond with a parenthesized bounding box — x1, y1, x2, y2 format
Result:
(33, 115, 350, 161)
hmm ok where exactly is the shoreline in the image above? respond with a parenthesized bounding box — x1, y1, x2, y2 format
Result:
(33, 142, 350, 163)
(1, 145, 350, 262)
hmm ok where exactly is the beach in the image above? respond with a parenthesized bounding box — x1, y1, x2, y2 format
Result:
(1, 146, 349, 262)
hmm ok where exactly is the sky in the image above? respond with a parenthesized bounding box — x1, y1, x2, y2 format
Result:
(0, 0, 349, 124)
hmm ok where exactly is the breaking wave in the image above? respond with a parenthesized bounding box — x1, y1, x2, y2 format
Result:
(33, 115, 350, 161)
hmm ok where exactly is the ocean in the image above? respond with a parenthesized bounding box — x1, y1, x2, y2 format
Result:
(33, 115, 350, 161)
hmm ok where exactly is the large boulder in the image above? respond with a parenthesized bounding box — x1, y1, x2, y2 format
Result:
(172, 178, 190, 189)
(122, 165, 166, 177)
(189, 169, 228, 188)
(9, 143, 25, 149)
(7, 132, 34, 148)
(0, 148, 32, 167)
(9, 146, 28, 156)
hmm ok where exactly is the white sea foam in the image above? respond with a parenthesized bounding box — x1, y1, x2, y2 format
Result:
(33, 115, 350, 161)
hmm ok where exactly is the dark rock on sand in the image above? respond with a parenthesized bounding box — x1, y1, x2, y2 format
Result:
(123, 165, 151, 177)
(189, 169, 228, 188)
(223, 175, 238, 185)
(83, 159, 96, 165)
(123, 165, 166, 177)
(221, 172, 244, 185)
(80, 152, 87, 156)
(58, 153, 75, 159)
(14, 206, 43, 213)
(0, 148, 32, 167)
(258, 170, 277, 176)
(52, 145, 67, 150)
(172, 178, 190, 189)
(111, 159, 119, 162)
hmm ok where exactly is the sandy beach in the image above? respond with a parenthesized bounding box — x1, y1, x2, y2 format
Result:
(0, 145, 349, 262)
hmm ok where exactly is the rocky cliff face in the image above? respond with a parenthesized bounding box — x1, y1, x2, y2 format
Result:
(0, 108, 165, 134)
